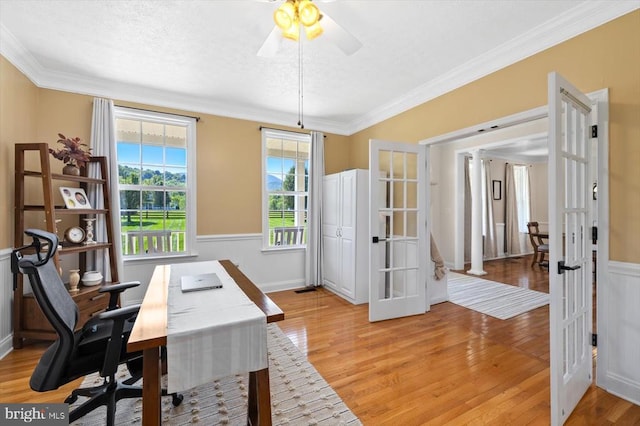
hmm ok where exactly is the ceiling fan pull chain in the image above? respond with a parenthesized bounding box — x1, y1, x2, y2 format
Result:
(298, 36, 304, 129)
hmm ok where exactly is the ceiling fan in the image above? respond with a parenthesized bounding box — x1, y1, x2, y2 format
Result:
(257, 0, 362, 57)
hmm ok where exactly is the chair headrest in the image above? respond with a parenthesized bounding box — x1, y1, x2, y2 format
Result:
(22, 229, 59, 266)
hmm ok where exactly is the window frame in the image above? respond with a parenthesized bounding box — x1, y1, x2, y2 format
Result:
(261, 128, 310, 251)
(113, 107, 197, 260)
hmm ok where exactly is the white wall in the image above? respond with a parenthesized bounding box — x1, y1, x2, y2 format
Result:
(597, 261, 640, 405)
(120, 234, 306, 306)
(0, 249, 13, 359)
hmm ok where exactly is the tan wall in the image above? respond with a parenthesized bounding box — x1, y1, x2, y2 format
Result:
(0, 60, 351, 244)
(349, 11, 640, 263)
(0, 57, 39, 248)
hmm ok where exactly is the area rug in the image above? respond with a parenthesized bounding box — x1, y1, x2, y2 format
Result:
(447, 272, 550, 320)
(71, 324, 361, 425)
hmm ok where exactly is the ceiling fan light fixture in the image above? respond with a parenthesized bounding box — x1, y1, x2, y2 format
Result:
(274, 1, 296, 31)
(283, 22, 300, 41)
(304, 21, 323, 40)
(298, 0, 321, 27)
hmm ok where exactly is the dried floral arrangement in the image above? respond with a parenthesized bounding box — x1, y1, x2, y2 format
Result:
(49, 133, 92, 168)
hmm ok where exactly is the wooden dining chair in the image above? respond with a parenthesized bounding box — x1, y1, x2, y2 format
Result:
(527, 221, 549, 268)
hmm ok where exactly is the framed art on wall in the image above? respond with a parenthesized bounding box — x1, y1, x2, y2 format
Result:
(492, 180, 502, 201)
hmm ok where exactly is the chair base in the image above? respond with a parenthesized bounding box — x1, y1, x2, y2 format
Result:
(66, 378, 183, 426)
(67, 379, 142, 426)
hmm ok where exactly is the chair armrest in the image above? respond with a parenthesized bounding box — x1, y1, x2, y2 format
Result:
(99, 281, 141, 311)
(99, 281, 140, 293)
(97, 304, 141, 377)
(98, 304, 140, 322)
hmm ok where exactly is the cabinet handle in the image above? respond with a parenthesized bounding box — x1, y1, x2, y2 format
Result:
(90, 309, 105, 317)
(90, 293, 107, 302)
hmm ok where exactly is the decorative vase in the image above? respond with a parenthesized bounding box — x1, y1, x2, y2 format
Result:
(69, 269, 80, 293)
(62, 164, 80, 176)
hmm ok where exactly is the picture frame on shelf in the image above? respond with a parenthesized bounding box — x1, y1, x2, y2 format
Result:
(60, 186, 92, 209)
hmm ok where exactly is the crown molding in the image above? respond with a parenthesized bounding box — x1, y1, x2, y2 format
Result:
(345, 1, 639, 135)
(2, 2, 637, 137)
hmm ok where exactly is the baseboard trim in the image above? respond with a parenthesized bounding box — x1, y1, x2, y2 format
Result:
(0, 333, 13, 361)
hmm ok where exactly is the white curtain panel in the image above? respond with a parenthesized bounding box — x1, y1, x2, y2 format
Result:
(505, 163, 522, 255)
(88, 98, 123, 282)
(305, 131, 324, 287)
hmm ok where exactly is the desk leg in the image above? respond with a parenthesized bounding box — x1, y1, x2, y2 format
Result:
(248, 368, 272, 426)
(142, 347, 162, 425)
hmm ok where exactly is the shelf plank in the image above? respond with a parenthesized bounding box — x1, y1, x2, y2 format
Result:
(60, 242, 112, 254)
(22, 205, 109, 214)
(22, 170, 106, 185)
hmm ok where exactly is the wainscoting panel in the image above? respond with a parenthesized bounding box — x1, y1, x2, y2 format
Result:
(120, 234, 306, 306)
(0, 249, 14, 359)
(597, 261, 640, 405)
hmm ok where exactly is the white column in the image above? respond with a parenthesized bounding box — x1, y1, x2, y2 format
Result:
(467, 150, 486, 275)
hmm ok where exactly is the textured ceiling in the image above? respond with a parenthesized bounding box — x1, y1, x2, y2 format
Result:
(0, 1, 635, 135)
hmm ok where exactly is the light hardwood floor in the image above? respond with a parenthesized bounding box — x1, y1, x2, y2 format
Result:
(1, 254, 638, 425)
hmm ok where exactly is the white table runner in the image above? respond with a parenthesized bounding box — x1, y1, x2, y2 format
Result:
(166, 261, 267, 393)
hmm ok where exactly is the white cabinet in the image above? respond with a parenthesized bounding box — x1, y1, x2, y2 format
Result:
(322, 169, 369, 304)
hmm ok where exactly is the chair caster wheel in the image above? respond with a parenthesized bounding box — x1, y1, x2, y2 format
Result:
(172, 393, 184, 407)
(65, 394, 78, 404)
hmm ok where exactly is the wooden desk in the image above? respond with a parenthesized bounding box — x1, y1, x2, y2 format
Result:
(128, 260, 284, 425)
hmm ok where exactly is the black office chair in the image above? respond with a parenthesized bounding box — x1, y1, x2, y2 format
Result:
(12, 229, 182, 425)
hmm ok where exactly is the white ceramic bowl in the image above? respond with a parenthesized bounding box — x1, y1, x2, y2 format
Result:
(81, 271, 103, 286)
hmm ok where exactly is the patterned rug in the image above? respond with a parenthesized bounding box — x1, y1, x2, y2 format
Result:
(71, 324, 361, 425)
(448, 272, 550, 320)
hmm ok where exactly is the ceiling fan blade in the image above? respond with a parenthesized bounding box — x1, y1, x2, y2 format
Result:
(257, 26, 283, 57)
(321, 13, 362, 56)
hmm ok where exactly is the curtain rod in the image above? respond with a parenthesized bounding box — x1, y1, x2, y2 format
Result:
(259, 126, 326, 138)
(115, 105, 200, 122)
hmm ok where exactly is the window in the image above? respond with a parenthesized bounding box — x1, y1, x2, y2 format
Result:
(114, 107, 196, 258)
(513, 165, 531, 233)
(262, 129, 310, 249)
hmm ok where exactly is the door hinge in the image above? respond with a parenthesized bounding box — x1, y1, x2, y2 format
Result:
(592, 333, 597, 347)
(592, 226, 598, 243)
(591, 125, 598, 138)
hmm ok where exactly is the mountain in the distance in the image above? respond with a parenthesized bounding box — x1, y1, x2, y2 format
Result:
(267, 174, 282, 191)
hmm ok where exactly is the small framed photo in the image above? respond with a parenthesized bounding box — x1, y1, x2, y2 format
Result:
(492, 180, 502, 201)
(60, 187, 91, 209)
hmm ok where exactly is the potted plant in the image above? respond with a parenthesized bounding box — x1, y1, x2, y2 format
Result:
(49, 133, 92, 175)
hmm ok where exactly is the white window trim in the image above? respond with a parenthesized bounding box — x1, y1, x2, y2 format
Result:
(114, 107, 198, 259)
(261, 128, 310, 251)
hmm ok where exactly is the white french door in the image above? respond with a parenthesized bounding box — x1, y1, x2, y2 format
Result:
(548, 72, 594, 425)
(369, 139, 427, 322)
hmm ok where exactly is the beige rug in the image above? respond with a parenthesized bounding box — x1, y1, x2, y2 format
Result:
(71, 324, 361, 425)
(448, 272, 550, 320)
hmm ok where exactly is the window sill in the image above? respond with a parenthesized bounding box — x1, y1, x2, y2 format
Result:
(261, 246, 306, 254)
(123, 252, 199, 264)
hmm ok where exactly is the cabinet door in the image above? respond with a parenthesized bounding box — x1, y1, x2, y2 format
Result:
(338, 171, 357, 298)
(322, 174, 340, 290)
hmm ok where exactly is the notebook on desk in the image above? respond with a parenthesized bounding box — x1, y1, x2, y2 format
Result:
(180, 273, 223, 293)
